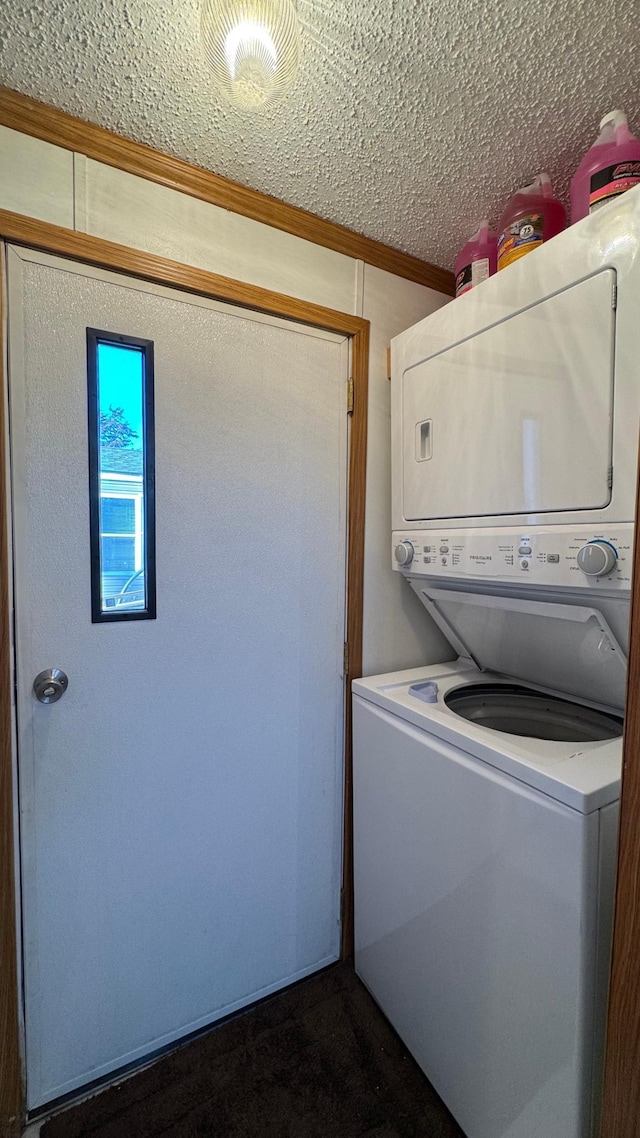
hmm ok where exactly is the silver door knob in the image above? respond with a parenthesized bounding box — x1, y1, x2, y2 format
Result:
(33, 669, 68, 704)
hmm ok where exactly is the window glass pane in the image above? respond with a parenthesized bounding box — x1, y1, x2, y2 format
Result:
(88, 330, 156, 622)
(101, 536, 136, 572)
(101, 497, 136, 535)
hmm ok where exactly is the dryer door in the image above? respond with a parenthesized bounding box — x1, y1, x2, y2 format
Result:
(402, 270, 616, 523)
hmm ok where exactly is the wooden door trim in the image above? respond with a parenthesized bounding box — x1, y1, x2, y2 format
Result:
(0, 86, 454, 298)
(0, 209, 367, 335)
(341, 320, 368, 961)
(0, 246, 21, 1138)
(601, 443, 640, 1137)
(0, 211, 368, 1132)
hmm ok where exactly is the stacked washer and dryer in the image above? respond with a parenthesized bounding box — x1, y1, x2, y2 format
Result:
(353, 190, 640, 1138)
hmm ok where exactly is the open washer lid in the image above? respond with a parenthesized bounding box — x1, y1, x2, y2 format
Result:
(411, 584, 628, 711)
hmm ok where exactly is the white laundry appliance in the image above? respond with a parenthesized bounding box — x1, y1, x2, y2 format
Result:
(354, 189, 640, 1138)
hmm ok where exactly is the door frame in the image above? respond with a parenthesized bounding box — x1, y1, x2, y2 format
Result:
(0, 209, 369, 1134)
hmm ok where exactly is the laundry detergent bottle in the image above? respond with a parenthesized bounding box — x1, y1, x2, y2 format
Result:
(570, 110, 640, 223)
(454, 222, 497, 297)
(497, 174, 566, 272)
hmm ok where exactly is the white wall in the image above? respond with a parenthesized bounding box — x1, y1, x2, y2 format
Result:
(0, 121, 452, 676)
(0, 126, 74, 227)
(359, 264, 453, 674)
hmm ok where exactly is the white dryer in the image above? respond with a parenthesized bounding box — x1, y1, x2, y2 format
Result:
(354, 191, 640, 1138)
(391, 187, 640, 542)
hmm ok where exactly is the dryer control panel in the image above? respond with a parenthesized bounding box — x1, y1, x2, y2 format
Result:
(392, 524, 634, 589)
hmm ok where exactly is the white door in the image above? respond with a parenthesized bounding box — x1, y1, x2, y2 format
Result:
(402, 270, 616, 522)
(6, 246, 349, 1109)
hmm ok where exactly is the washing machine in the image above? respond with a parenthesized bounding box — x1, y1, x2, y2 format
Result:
(354, 192, 640, 1138)
(353, 582, 624, 1138)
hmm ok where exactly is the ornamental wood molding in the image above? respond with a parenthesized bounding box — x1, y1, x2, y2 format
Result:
(0, 86, 454, 297)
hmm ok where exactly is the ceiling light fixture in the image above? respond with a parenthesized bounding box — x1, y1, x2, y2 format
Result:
(201, 0, 302, 110)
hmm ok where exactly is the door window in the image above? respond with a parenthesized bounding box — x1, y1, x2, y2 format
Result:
(87, 330, 156, 620)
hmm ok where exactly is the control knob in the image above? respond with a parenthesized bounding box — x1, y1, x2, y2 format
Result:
(394, 541, 414, 566)
(576, 540, 618, 577)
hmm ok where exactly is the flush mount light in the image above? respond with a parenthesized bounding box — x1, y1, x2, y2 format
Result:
(201, 0, 302, 109)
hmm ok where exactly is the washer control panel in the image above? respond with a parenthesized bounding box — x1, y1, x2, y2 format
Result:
(392, 525, 634, 588)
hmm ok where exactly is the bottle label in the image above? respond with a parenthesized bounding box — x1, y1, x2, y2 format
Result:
(471, 257, 490, 286)
(497, 214, 544, 270)
(455, 258, 490, 297)
(455, 263, 473, 297)
(589, 162, 640, 213)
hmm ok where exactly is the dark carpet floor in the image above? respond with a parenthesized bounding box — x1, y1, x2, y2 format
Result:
(41, 963, 466, 1138)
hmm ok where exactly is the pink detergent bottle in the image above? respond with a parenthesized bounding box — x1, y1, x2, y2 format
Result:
(570, 110, 640, 223)
(454, 222, 497, 297)
(497, 174, 566, 272)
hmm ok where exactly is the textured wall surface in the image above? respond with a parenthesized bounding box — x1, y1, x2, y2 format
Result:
(0, 0, 638, 269)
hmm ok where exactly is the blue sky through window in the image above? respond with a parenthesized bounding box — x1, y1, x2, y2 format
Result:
(97, 342, 144, 441)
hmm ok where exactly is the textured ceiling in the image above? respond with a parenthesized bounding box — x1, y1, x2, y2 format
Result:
(0, 0, 639, 270)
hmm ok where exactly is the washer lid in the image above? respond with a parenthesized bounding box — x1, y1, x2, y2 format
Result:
(411, 584, 627, 710)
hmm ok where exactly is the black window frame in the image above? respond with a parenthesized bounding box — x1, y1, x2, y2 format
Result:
(87, 328, 157, 623)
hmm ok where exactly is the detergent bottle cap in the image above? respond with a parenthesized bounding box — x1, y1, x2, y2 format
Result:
(597, 110, 631, 145)
(532, 173, 553, 198)
(599, 109, 628, 132)
(517, 173, 553, 198)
